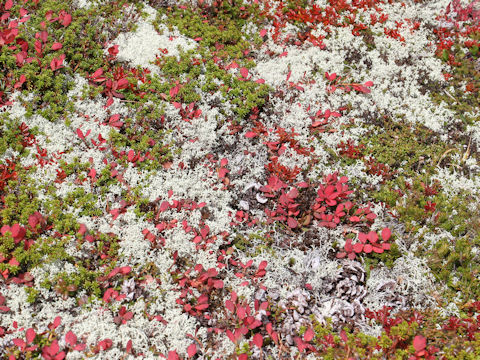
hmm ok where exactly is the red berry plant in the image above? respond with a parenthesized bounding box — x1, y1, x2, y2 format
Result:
(256, 170, 392, 260)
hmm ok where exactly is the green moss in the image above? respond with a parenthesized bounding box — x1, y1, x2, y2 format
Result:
(364, 241, 403, 280)
(0, 0, 146, 122)
(362, 119, 448, 178)
(151, 1, 274, 123)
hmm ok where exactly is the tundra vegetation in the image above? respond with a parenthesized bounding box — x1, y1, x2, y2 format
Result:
(1, 0, 480, 359)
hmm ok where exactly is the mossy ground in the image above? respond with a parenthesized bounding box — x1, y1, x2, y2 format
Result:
(1, 0, 480, 358)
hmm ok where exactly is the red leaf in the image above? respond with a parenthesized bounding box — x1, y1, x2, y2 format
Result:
(52, 316, 62, 329)
(28, 215, 38, 230)
(13, 338, 26, 349)
(123, 311, 133, 320)
(353, 243, 363, 253)
(108, 45, 119, 56)
(62, 13, 72, 27)
(382, 243, 391, 250)
(325, 72, 337, 81)
(107, 268, 120, 279)
(294, 337, 307, 353)
(220, 158, 228, 167)
(364, 80, 373, 87)
(65, 331, 77, 346)
(358, 232, 367, 244)
(287, 188, 299, 199)
(363, 244, 373, 253)
(127, 150, 135, 162)
(225, 299, 235, 312)
(109, 114, 120, 123)
(360, 86, 370, 93)
(226, 329, 235, 343)
(11, 223, 20, 238)
(117, 78, 129, 89)
(99, 338, 112, 350)
(213, 280, 224, 288)
(5, 0, 13, 10)
(126, 339, 132, 354)
(240, 67, 249, 78)
(170, 85, 179, 98)
(366, 212, 377, 221)
(120, 266, 131, 275)
(88, 168, 96, 179)
(343, 238, 352, 253)
(413, 335, 426, 351)
(259, 29, 267, 37)
(187, 343, 197, 357)
(252, 333, 263, 348)
(76, 128, 85, 139)
(168, 351, 180, 360)
(381, 228, 391, 241)
(8, 258, 19, 266)
(245, 131, 258, 138)
(11, 224, 25, 242)
(92, 68, 103, 79)
(51, 42, 62, 50)
(26, 328, 36, 344)
(287, 217, 298, 228)
(218, 168, 228, 178)
(296, 181, 309, 188)
(74, 344, 86, 351)
(304, 328, 314, 342)
(237, 306, 246, 320)
(367, 231, 378, 243)
(50, 339, 60, 354)
(311, 120, 327, 127)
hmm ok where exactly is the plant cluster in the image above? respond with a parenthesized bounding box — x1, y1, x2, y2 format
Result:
(1, 0, 480, 358)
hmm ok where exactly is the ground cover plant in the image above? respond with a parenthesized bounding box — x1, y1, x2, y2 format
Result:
(1, 0, 480, 358)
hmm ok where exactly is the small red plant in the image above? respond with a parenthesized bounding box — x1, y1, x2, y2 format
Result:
(41, 339, 65, 360)
(114, 306, 134, 325)
(12, 328, 38, 354)
(337, 228, 392, 260)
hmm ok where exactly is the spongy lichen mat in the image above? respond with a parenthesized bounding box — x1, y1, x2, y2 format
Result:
(1, 0, 480, 358)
